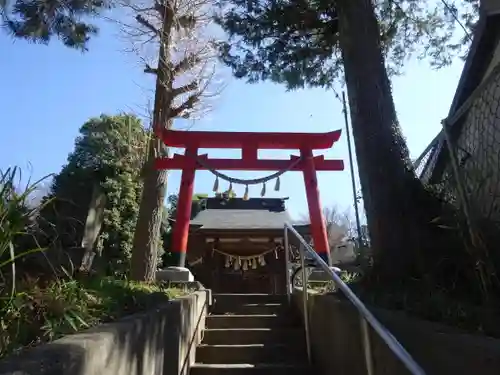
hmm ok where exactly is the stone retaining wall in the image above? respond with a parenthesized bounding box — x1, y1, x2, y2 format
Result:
(0, 289, 211, 375)
(293, 291, 500, 375)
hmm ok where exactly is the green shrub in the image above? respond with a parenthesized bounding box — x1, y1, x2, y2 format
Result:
(0, 167, 186, 359)
(0, 277, 184, 358)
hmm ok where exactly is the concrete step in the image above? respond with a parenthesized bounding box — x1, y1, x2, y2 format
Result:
(212, 294, 287, 306)
(190, 294, 310, 375)
(206, 315, 293, 329)
(190, 363, 311, 375)
(202, 328, 304, 345)
(211, 303, 287, 316)
(196, 344, 306, 364)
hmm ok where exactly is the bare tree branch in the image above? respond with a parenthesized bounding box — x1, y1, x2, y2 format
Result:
(173, 53, 201, 75)
(170, 91, 201, 118)
(135, 14, 160, 36)
(144, 64, 158, 74)
(172, 81, 198, 96)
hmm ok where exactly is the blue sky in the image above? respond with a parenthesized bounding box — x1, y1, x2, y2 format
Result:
(0, 17, 464, 220)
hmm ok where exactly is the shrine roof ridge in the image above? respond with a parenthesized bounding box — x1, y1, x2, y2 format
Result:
(203, 197, 288, 212)
(189, 197, 312, 231)
(190, 208, 291, 230)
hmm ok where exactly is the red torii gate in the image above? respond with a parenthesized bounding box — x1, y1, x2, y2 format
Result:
(155, 128, 345, 267)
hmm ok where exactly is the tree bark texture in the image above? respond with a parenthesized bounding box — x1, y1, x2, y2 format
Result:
(130, 6, 174, 282)
(130, 139, 168, 281)
(336, 0, 436, 280)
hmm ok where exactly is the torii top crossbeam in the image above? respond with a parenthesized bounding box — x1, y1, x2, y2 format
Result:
(157, 129, 342, 149)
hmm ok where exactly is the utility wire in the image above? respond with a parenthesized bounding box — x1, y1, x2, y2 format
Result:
(440, 0, 473, 42)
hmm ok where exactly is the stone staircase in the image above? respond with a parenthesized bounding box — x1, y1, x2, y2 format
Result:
(190, 294, 312, 375)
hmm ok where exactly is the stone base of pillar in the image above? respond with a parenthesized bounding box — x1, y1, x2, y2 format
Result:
(156, 266, 194, 282)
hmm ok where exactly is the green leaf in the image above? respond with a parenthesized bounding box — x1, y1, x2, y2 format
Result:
(68, 310, 89, 328)
(63, 313, 78, 332)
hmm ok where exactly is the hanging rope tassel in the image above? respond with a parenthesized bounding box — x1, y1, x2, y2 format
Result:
(258, 255, 266, 266)
(261, 182, 266, 197)
(213, 176, 219, 193)
(274, 176, 280, 191)
(243, 185, 249, 200)
(251, 258, 257, 269)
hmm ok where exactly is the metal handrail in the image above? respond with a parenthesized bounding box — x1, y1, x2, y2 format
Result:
(284, 222, 426, 375)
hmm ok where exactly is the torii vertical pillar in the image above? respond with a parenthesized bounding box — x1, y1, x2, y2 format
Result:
(301, 147, 331, 266)
(171, 146, 197, 268)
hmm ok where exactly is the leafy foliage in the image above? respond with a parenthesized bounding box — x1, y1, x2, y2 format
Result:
(0, 166, 187, 358)
(0, 276, 184, 358)
(39, 114, 149, 276)
(0, 167, 53, 289)
(1, 0, 109, 50)
(215, 0, 479, 90)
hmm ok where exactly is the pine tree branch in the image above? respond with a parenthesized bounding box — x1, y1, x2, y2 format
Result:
(439, 0, 472, 42)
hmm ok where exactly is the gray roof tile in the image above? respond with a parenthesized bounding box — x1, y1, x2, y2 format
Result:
(190, 208, 292, 230)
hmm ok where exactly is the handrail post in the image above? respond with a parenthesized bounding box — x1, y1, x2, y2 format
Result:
(300, 244, 312, 364)
(284, 226, 291, 305)
(360, 317, 375, 375)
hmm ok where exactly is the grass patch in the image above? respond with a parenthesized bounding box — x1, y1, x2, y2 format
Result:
(0, 277, 188, 359)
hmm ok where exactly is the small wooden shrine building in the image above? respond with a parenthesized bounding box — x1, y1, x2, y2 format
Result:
(185, 196, 309, 294)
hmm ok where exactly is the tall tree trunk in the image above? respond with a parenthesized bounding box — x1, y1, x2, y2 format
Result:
(130, 139, 168, 281)
(130, 137, 167, 281)
(336, 0, 432, 280)
(130, 83, 171, 282)
(130, 5, 174, 282)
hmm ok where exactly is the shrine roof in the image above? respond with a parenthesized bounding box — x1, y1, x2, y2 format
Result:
(190, 197, 303, 231)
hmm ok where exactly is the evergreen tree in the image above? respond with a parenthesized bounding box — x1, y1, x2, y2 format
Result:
(39, 114, 149, 276)
(1, 0, 109, 50)
(215, 0, 478, 280)
(215, 0, 477, 88)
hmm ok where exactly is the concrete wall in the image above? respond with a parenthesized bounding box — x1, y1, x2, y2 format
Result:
(0, 289, 211, 375)
(293, 292, 500, 375)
